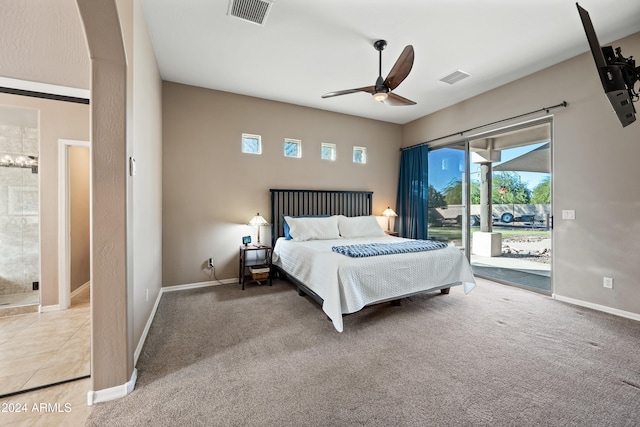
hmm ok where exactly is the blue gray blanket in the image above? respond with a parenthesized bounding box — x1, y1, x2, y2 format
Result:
(332, 240, 448, 258)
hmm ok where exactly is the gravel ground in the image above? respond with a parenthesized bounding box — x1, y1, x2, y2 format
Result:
(501, 236, 551, 264)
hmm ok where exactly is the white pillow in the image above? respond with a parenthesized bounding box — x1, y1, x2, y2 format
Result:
(338, 215, 386, 238)
(283, 215, 341, 241)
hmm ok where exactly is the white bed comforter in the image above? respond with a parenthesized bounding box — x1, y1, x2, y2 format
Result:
(273, 236, 476, 332)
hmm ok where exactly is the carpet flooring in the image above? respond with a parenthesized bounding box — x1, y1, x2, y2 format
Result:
(87, 278, 640, 426)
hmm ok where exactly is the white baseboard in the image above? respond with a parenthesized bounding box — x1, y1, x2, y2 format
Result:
(71, 281, 90, 299)
(162, 278, 238, 293)
(553, 294, 640, 322)
(39, 304, 60, 313)
(134, 288, 163, 366)
(39, 281, 90, 313)
(87, 368, 137, 406)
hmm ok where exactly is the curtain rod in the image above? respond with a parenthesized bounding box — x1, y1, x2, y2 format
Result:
(401, 100, 568, 151)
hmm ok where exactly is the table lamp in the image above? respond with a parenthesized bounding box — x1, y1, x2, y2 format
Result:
(382, 207, 397, 232)
(248, 213, 269, 244)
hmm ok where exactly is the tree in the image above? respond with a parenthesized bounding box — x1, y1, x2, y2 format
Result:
(470, 179, 481, 204)
(427, 185, 447, 226)
(492, 172, 531, 204)
(531, 176, 551, 204)
(427, 184, 447, 208)
(442, 179, 462, 205)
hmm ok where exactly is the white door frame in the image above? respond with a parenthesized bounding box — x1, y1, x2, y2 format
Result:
(466, 116, 553, 293)
(58, 139, 91, 310)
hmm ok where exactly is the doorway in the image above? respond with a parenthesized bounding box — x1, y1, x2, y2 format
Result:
(58, 140, 91, 310)
(427, 119, 553, 294)
(468, 121, 552, 293)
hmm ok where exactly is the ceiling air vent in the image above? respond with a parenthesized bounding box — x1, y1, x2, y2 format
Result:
(228, 0, 273, 26)
(439, 70, 471, 85)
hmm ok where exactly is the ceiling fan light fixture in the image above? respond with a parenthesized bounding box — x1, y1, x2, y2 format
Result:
(373, 92, 388, 102)
(322, 41, 416, 106)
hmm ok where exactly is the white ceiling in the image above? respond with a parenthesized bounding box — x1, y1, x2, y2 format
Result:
(140, 0, 640, 125)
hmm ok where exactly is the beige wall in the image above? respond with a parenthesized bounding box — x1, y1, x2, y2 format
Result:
(162, 82, 402, 286)
(130, 0, 163, 349)
(69, 146, 90, 292)
(112, 0, 164, 382)
(0, 0, 89, 90)
(76, 0, 163, 392)
(404, 32, 640, 317)
(0, 93, 90, 306)
(77, 0, 131, 390)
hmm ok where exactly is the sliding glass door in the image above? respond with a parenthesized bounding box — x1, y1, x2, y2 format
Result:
(469, 130, 552, 294)
(426, 141, 469, 254)
(425, 120, 552, 294)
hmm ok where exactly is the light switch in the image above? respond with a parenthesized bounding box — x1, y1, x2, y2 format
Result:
(562, 210, 575, 220)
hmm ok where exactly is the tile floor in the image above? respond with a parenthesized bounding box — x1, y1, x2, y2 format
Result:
(0, 377, 92, 426)
(0, 286, 90, 397)
(0, 291, 39, 312)
(0, 286, 92, 425)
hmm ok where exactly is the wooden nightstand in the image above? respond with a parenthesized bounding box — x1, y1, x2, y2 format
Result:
(385, 231, 399, 237)
(238, 244, 273, 290)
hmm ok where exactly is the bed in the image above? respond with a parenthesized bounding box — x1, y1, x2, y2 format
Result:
(270, 189, 476, 332)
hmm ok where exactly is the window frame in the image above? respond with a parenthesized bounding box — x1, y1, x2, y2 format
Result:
(283, 138, 302, 158)
(353, 146, 367, 164)
(241, 133, 262, 155)
(321, 143, 336, 161)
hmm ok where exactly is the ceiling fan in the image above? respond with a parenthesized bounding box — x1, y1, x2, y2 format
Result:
(322, 39, 416, 106)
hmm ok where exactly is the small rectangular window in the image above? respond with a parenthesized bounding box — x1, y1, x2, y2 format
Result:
(353, 146, 367, 164)
(242, 133, 262, 154)
(321, 143, 336, 161)
(284, 138, 301, 158)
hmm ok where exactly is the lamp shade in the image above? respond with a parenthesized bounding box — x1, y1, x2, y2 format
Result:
(382, 207, 397, 217)
(382, 207, 397, 232)
(249, 213, 269, 244)
(248, 213, 269, 226)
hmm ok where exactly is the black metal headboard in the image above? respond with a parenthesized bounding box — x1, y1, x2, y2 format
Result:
(270, 189, 373, 246)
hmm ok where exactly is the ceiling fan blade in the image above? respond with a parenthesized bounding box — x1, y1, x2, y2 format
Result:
(383, 45, 414, 90)
(321, 86, 375, 98)
(383, 92, 416, 106)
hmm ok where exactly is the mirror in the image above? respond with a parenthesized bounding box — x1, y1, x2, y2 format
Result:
(0, 99, 91, 398)
(0, 106, 39, 310)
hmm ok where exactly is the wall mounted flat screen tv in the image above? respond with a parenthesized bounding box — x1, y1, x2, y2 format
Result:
(576, 3, 638, 127)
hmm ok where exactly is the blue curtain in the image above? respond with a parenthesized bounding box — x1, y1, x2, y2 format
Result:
(395, 145, 429, 239)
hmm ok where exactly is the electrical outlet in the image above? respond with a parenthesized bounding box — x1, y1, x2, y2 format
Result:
(603, 277, 613, 289)
(562, 210, 575, 220)
(208, 258, 214, 268)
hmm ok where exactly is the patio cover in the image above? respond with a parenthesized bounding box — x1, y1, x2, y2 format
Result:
(493, 143, 550, 173)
